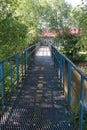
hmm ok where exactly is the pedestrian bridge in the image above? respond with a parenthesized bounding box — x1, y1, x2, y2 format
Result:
(0, 43, 87, 130)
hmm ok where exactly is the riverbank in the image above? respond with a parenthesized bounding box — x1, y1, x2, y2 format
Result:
(57, 46, 87, 74)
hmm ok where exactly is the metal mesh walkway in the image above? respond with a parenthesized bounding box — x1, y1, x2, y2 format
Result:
(0, 46, 75, 130)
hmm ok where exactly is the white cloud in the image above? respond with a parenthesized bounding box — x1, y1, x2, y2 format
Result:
(65, 0, 82, 7)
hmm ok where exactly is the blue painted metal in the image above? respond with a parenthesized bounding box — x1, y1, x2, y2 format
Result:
(68, 63, 72, 107)
(62, 58, 65, 90)
(0, 42, 86, 129)
(16, 53, 19, 86)
(29, 49, 31, 63)
(28, 49, 30, 65)
(24, 51, 27, 74)
(0, 45, 76, 129)
(51, 47, 58, 68)
(29, 49, 31, 64)
(0, 44, 39, 113)
(22, 52, 24, 78)
(55, 50, 59, 68)
(50, 44, 87, 130)
(10, 57, 12, 92)
(0, 63, 5, 112)
(27, 50, 29, 66)
(80, 76, 84, 130)
(60, 55, 63, 87)
(56, 51, 59, 68)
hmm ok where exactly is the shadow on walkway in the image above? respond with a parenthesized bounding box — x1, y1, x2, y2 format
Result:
(0, 46, 75, 130)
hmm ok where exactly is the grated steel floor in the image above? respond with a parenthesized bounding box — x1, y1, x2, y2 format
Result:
(0, 46, 76, 130)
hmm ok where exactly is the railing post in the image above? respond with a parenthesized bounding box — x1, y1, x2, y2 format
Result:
(54, 50, 58, 68)
(26, 50, 29, 67)
(51, 46, 53, 57)
(10, 57, 12, 92)
(0, 63, 5, 112)
(54, 49, 56, 65)
(54, 49, 55, 64)
(80, 76, 84, 130)
(27, 49, 30, 65)
(24, 51, 27, 74)
(68, 63, 72, 108)
(60, 55, 63, 87)
(29, 49, 31, 63)
(56, 51, 59, 69)
(22, 52, 24, 78)
(52, 47, 54, 59)
(16, 54, 19, 86)
(62, 58, 65, 91)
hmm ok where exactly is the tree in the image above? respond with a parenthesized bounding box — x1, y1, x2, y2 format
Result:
(0, 0, 42, 59)
(71, 2, 87, 51)
(0, 0, 28, 59)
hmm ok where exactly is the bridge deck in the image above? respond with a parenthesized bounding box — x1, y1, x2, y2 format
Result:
(0, 46, 75, 130)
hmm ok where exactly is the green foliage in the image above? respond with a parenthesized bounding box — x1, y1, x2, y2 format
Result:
(0, 18, 28, 59)
(0, 0, 41, 112)
(72, 103, 87, 130)
(71, 3, 87, 51)
(63, 33, 80, 55)
(55, 31, 81, 59)
(52, 2, 87, 58)
(0, 0, 42, 60)
(83, 112, 87, 130)
(48, 2, 72, 31)
(81, 67, 87, 74)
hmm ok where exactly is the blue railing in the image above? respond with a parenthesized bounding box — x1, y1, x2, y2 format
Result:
(0, 43, 40, 114)
(0, 42, 86, 130)
(51, 44, 87, 130)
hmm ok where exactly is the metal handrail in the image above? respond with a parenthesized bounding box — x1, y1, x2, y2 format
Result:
(50, 44, 87, 130)
(0, 43, 40, 114)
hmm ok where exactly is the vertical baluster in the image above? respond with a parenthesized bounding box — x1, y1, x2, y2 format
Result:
(62, 58, 65, 92)
(57, 51, 60, 78)
(80, 76, 84, 130)
(10, 57, 12, 92)
(52, 47, 53, 58)
(51, 46, 52, 57)
(28, 49, 30, 64)
(32, 47, 34, 57)
(53, 48, 55, 65)
(16, 54, 19, 86)
(31, 47, 33, 60)
(60, 55, 63, 87)
(51, 46, 53, 57)
(54, 49, 55, 65)
(28, 49, 30, 66)
(68, 63, 72, 107)
(56, 51, 59, 69)
(30, 48, 31, 62)
(55, 50, 57, 68)
(22, 52, 24, 78)
(31, 47, 33, 59)
(52, 47, 54, 60)
(24, 51, 26, 74)
(0, 63, 5, 112)
(26, 50, 28, 67)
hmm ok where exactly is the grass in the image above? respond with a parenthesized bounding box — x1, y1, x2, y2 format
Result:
(72, 103, 87, 130)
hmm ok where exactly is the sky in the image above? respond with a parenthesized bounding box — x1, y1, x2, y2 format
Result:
(65, 0, 82, 7)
